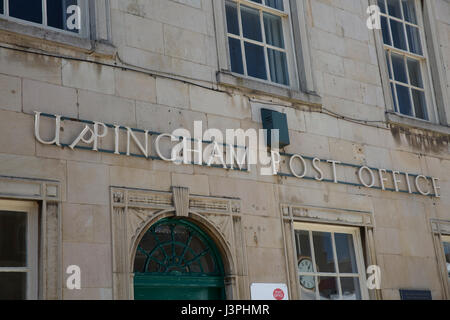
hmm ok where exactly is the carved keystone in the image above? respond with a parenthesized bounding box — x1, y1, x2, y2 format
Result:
(172, 186, 190, 217)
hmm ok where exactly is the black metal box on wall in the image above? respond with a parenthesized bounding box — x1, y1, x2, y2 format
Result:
(399, 289, 432, 300)
(261, 109, 290, 148)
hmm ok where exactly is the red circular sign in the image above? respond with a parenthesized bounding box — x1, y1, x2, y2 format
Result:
(273, 288, 285, 300)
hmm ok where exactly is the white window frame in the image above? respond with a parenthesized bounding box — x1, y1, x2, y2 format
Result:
(224, 0, 299, 89)
(0, 200, 38, 300)
(0, 0, 90, 38)
(293, 222, 369, 300)
(379, 0, 439, 123)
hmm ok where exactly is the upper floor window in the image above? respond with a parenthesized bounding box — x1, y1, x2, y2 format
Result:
(225, 0, 292, 86)
(378, 0, 434, 121)
(0, 0, 89, 37)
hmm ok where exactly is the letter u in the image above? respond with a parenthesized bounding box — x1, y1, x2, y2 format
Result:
(34, 112, 62, 146)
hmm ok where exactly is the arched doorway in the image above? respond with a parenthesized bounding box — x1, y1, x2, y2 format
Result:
(133, 218, 226, 300)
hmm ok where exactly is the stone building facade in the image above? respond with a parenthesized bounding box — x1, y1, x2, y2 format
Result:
(0, 0, 449, 300)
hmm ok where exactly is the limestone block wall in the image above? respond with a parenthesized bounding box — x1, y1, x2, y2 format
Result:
(0, 0, 448, 300)
(434, 0, 450, 124)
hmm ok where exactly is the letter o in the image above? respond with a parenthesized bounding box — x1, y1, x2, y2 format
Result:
(358, 166, 375, 188)
(289, 155, 307, 178)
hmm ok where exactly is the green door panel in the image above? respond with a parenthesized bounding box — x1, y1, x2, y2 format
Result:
(134, 283, 224, 300)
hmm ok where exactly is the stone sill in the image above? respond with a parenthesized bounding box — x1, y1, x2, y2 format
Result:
(386, 111, 450, 136)
(0, 18, 116, 57)
(217, 71, 322, 108)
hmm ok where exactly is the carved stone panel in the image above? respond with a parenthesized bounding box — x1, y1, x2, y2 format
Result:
(110, 186, 243, 300)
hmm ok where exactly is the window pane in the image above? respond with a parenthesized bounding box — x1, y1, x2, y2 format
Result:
(385, 51, 392, 79)
(407, 58, 423, 88)
(312, 232, 335, 273)
(381, 16, 391, 46)
(406, 25, 422, 55)
(226, 1, 239, 36)
(263, 13, 284, 48)
(391, 83, 398, 111)
(47, 0, 79, 32)
(387, 0, 402, 19)
(295, 230, 312, 262)
(0, 0, 3, 14)
(319, 277, 339, 300)
(402, 0, 417, 24)
(229, 38, 244, 74)
(133, 249, 147, 273)
(390, 19, 407, 51)
(0, 272, 27, 300)
(412, 89, 428, 120)
(340, 278, 362, 300)
(335, 233, 358, 274)
(443, 242, 450, 278)
(444, 242, 450, 263)
(241, 5, 262, 42)
(265, 0, 284, 11)
(295, 230, 317, 296)
(396, 84, 413, 116)
(0, 211, 27, 268)
(378, 0, 386, 14)
(9, 0, 43, 24)
(391, 53, 407, 83)
(244, 42, 267, 80)
(268, 49, 289, 85)
(249, 0, 263, 4)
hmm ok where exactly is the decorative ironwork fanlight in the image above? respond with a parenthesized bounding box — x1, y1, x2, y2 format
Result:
(134, 219, 223, 277)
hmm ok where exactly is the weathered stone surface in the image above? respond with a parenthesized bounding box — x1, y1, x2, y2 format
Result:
(0, 48, 61, 85)
(115, 69, 157, 103)
(78, 90, 136, 127)
(23, 79, 78, 117)
(156, 77, 190, 109)
(62, 60, 115, 95)
(62, 242, 112, 288)
(67, 161, 109, 205)
(0, 74, 21, 112)
(0, 111, 36, 156)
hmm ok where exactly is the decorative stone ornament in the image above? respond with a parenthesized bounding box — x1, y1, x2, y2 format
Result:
(110, 186, 244, 300)
(173, 186, 189, 218)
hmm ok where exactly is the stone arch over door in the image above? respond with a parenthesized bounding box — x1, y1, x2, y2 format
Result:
(110, 186, 247, 300)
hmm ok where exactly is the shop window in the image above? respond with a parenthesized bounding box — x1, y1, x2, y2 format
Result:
(0, 201, 38, 300)
(378, 0, 434, 121)
(294, 223, 368, 300)
(225, 0, 291, 86)
(0, 0, 89, 37)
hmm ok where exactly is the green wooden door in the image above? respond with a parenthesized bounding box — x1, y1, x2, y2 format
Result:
(133, 219, 226, 300)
